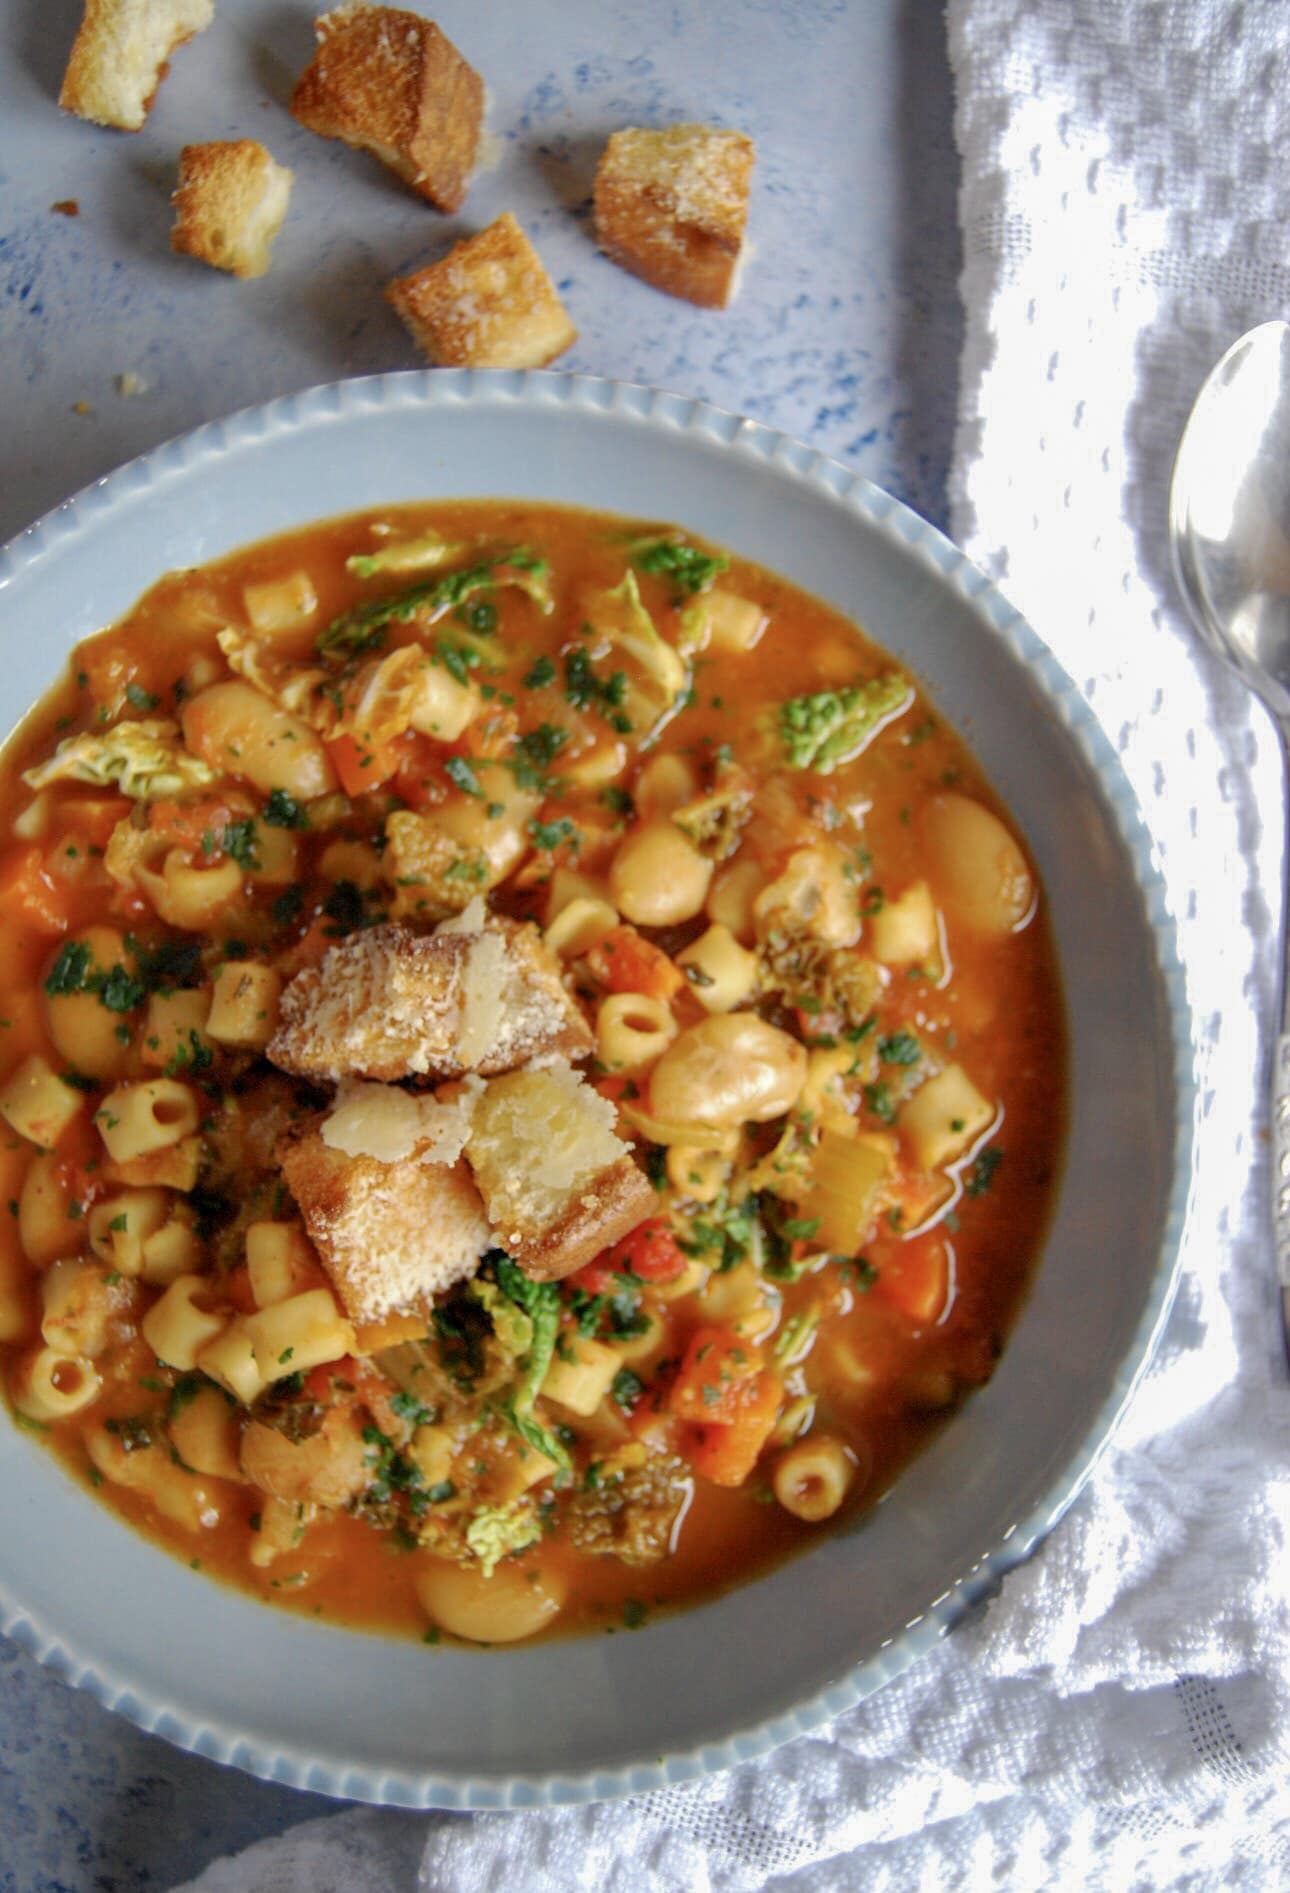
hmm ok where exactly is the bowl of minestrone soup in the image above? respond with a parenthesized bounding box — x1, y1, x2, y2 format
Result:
(0, 372, 1193, 1805)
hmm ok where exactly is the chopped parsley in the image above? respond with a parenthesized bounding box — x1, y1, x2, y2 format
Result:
(263, 788, 309, 830)
(125, 682, 159, 712)
(97, 964, 146, 1013)
(272, 884, 306, 928)
(523, 654, 556, 689)
(610, 1367, 644, 1411)
(445, 755, 483, 799)
(220, 818, 260, 871)
(878, 1030, 922, 1067)
(44, 940, 93, 996)
(528, 816, 578, 853)
(964, 1147, 1002, 1196)
(509, 722, 570, 790)
(633, 540, 728, 597)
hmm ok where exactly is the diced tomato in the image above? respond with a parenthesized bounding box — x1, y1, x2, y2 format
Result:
(591, 1071, 637, 1107)
(50, 794, 132, 851)
(669, 1324, 764, 1426)
(302, 1355, 360, 1401)
(326, 730, 406, 797)
(565, 1258, 617, 1295)
(586, 925, 684, 1003)
(0, 846, 69, 934)
(873, 1230, 952, 1326)
(683, 1369, 783, 1488)
(223, 1264, 259, 1316)
(457, 705, 519, 760)
(145, 796, 237, 856)
(603, 1216, 687, 1285)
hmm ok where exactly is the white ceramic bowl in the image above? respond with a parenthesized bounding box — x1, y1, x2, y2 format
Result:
(0, 372, 1193, 1807)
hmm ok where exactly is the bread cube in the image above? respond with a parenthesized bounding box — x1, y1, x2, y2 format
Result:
(267, 916, 592, 1086)
(386, 213, 577, 369)
(60, 0, 214, 132)
(465, 1063, 655, 1282)
(594, 124, 755, 308)
(291, 4, 482, 213)
(278, 1119, 492, 1325)
(171, 141, 294, 280)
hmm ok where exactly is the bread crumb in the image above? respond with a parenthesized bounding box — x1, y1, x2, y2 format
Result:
(51, 200, 80, 217)
(115, 371, 148, 397)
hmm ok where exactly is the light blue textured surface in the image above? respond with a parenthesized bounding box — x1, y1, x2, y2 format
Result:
(0, 1, 966, 1885)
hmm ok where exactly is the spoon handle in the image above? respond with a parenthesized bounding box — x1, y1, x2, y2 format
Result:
(1275, 1036, 1290, 1361)
(1275, 718, 1290, 1367)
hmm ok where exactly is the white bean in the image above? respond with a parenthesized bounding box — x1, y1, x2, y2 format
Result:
(648, 1013, 807, 1127)
(181, 681, 337, 799)
(609, 820, 713, 926)
(922, 794, 1034, 936)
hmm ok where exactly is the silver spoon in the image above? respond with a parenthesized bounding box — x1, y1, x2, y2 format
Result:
(1169, 317, 1290, 1368)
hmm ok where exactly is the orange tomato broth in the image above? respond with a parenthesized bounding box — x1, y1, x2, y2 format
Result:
(0, 500, 1067, 1643)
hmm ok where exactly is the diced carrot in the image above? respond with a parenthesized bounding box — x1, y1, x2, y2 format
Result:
(587, 925, 684, 1002)
(684, 1368, 783, 1488)
(669, 1324, 764, 1425)
(603, 1216, 687, 1285)
(0, 846, 70, 934)
(325, 731, 403, 797)
(873, 1230, 952, 1326)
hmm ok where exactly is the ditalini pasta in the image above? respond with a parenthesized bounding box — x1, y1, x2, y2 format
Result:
(0, 500, 1066, 1643)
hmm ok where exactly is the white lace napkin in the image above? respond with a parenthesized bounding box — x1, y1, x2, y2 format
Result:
(176, 4, 1290, 1887)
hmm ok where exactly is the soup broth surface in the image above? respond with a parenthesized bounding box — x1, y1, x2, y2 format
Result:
(0, 501, 1066, 1644)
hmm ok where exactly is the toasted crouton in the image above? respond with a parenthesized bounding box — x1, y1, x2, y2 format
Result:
(291, 4, 482, 212)
(466, 1064, 655, 1283)
(386, 213, 577, 369)
(594, 124, 755, 308)
(60, 0, 214, 131)
(279, 1119, 491, 1325)
(266, 914, 594, 1086)
(171, 141, 294, 280)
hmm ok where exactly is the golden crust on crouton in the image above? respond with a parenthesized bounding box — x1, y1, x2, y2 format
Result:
(60, 0, 215, 131)
(466, 1065, 655, 1283)
(171, 140, 295, 280)
(291, 3, 482, 213)
(278, 1118, 491, 1325)
(266, 916, 593, 1087)
(594, 124, 755, 308)
(386, 213, 577, 369)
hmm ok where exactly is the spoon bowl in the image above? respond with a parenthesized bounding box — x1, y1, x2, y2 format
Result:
(1170, 320, 1290, 717)
(1169, 317, 1290, 1363)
